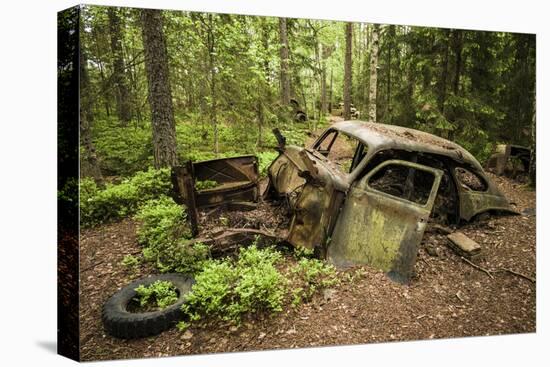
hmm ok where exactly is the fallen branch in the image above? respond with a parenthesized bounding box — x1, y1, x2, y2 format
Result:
(460, 257, 535, 283)
(82, 260, 105, 272)
(225, 227, 285, 241)
(460, 256, 494, 279)
(494, 268, 536, 283)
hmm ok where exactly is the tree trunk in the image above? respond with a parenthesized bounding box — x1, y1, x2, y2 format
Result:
(368, 24, 380, 122)
(343, 22, 353, 120)
(384, 24, 395, 124)
(529, 89, 536, 187)
(452, 29, 463, 96)
(108, 7, 132, 126)
(278, 18, 291, 106)
(141, 9, 178, 168)
(437, 29, 451, 114)
(320, 57, 327, 114)
(329, 68, 333, 112)
(206, 14, 219, 156)
(386, 25, 395, 122)
(91, 29, 112, 117)
(80, 31, 103, 185)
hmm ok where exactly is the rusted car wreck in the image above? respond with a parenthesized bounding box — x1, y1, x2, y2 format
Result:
(172, 121, 515, 283)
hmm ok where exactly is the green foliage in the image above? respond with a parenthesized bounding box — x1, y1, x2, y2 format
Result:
(120, 254, 140, 269)
(134, 280, 178, 310)
(58, 177, 79, 204)
(195, 180, 218, 191)
(135, 196, 187, 248)
(290, 258, 339, 306)
(293, 246, 315, 259)
(219, 216, 229, 226)
(93, 118, 154, 176)
(154, 240, 210, 275)
(134, 196, 209, 274)
(181, 245, 286, 324)
(176, 320, 190, 332)
(80, 168, 171, 227)
(81, 6, 535, 204)
(257, 151, 279, 177)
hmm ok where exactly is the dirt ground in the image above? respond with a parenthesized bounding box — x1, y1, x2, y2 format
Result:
(79, 170, 536, 361)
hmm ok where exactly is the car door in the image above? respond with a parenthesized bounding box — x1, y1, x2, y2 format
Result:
(327, 159, 443, 283)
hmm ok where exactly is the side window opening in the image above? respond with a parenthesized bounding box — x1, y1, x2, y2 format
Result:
(314, 131, 368, 174)
(367, 164, 435, 206)
(358, 150, 459, 224)
(455, 167, 487, 191)
(315, 130, 337, 156)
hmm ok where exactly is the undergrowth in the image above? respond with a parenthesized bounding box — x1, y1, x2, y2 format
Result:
(181, 245, 286, 324)
(178, 243, 339, 330)
(80, 168, 171, 227)
(134, 280, 178, 310)
(135, 196, 209, 275)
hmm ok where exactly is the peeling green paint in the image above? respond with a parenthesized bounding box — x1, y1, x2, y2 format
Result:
(328, 160, 441, 283)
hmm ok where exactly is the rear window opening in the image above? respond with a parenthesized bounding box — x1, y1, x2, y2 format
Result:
(455, 167, 487, 191)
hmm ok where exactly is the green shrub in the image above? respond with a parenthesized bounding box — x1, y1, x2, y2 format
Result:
(181, 245, 286, 324)
(80, 167, 171, 227)
(290, 258, 339, 306)
(93, 119, 153, 176)
(195, 179, 219, 191)
(135, 196, 209, 274)
(257, 151, 279, 177)
(134, 280, 178, 310)
(293, 245, 315, 259)
(120, 254, 140, 269)
(135, 196, 187, 248)
(153, 240, 210, 275)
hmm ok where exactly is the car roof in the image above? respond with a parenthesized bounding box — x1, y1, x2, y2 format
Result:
(331, 120, 482, 170)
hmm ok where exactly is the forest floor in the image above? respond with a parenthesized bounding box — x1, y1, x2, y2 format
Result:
(79, 169, 536, 361)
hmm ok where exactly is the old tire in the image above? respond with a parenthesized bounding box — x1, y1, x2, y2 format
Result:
(102, 273, 194, 339)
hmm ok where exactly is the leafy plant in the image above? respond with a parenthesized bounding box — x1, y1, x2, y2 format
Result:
(257, 151, 279, 177)
(93, 117, 154, 176)
(134, 196, 209, 274)
(135, 196, 188, 250)
(195, 179, 219, 191)
(80, 168, 172, 227)
(176, 320, 191, 332)
(120, 254, 140, 269)
(290, 258, 339, 306)
(181, 245, 286, 324)
(293, 245, 315, 259)
(134, 280, 178, 310)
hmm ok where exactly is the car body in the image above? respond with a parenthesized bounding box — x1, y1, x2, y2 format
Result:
(265, 120, 515, 283)
(333, 102, 360, 119)
(485, 144, 531, 178)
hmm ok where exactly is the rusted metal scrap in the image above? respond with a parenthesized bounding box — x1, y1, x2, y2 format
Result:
(172, 155, 260, 208)
(172, 155, 260, 237)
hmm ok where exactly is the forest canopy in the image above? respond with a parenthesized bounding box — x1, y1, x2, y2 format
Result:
(78, 5, 535, 180)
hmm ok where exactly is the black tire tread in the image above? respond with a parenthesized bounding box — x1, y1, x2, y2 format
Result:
(101, 273, 194, 339)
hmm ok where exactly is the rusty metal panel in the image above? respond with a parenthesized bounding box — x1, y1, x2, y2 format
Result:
(267, 147, 307, 205)
(452, 165, 516, 220)
(327, 160, 442, 283)
(286, 183, 333, 250)
(193, 155, 259, 184)
(172, 155, 259, 210)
